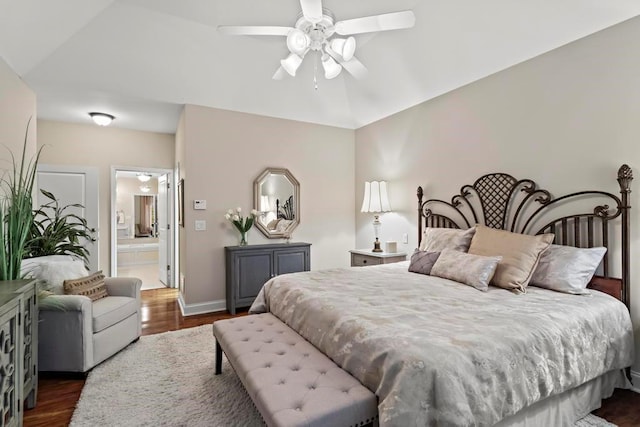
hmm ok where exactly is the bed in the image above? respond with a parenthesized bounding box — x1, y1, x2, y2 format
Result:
(249, 165, 634, 426)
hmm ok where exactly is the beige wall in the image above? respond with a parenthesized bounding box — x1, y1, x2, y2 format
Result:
(0, 57, 36, 181)
(355, 17, 640, 372)
(37, 120, 174, 272)
(180, 104, 355, 307)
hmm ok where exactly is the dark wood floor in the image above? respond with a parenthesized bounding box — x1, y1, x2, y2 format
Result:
(24, 288, 639, 426)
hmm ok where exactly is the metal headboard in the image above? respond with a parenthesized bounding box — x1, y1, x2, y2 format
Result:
(276, 196, 295, 220)
(417, 164, 632, 309)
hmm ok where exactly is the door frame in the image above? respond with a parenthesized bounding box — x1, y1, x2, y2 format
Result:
(110, 166, 177, 288)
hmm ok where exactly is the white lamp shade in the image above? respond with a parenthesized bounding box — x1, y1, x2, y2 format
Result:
(361, 181, 391, 213)
(281, 53, 303, 76)
(330, 37, 356, 61)
(260, 195, 270, 212)
(321, 55, 342, 79)
(286, 29, 309, 55)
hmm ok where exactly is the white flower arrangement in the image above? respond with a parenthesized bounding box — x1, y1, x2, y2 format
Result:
(224, 207, 259, 234)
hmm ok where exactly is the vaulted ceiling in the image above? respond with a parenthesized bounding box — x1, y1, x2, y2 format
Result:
(1, 0, 639, 133)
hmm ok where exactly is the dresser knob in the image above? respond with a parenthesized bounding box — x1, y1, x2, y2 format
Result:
(363, 260, 367, 264)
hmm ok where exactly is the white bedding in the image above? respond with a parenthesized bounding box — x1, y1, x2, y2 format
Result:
(250, 262, 634, 427)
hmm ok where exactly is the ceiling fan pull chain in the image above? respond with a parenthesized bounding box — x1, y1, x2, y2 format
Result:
(313, 52, 319, 90)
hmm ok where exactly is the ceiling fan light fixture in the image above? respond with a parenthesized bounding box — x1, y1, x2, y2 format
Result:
(281, 53, 303, 76)
(286, 29, 310, 55)
(330, 36, 356, 61)
(321, 54, 342, 79)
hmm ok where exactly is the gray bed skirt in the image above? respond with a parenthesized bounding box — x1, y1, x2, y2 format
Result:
(495, 369, 629, 427)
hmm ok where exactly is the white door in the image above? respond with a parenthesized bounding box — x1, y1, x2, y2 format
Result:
(157, 174, 170, 286)
(36, 165, 100, 272)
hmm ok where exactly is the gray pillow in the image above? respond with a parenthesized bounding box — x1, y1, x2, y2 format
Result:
(530, 245, 606, 295)
(430, 248, 502, 291)
(419, 227, 475, 253)
(408, 249, 440, 275)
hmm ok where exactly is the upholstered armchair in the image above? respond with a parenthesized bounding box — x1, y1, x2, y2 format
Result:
(38, 277, 142, 372)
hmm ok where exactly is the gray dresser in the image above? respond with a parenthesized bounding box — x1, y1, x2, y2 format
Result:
(225, 243, 311, 314)
(0, 279, 38, 426)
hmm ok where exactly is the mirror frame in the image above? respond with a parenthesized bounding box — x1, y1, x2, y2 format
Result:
(253, 167, 300, 238)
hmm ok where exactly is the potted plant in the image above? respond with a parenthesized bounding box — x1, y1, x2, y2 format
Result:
(0, 122, 42, 280)
(26, 189, 93, 266)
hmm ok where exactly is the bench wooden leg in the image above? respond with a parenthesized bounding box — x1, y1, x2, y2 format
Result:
(215, 340, 222, 375)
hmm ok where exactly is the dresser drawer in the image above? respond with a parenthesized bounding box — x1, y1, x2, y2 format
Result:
(351, 254, 383, 267)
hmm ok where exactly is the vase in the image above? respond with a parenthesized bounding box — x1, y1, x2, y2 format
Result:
(239, 231, 248, 246)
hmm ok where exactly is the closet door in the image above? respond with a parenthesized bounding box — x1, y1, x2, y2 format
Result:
(37, 165, 99, 271)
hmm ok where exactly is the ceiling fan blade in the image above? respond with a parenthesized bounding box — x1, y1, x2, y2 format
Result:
(217, 26, 293, 36)
(300, 0, 323, 24)
(335, 11, 415, 35)
(272, 66, 287, 80)
(340, 56, 368, 79)
(326, 47, 368, 79)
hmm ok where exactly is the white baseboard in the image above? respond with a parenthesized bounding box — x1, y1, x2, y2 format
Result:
(631, 370, 640, 393)
(177, 293, 227, 316)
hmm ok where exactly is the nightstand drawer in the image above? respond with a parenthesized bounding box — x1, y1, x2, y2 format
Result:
(351, 253, 383, 267)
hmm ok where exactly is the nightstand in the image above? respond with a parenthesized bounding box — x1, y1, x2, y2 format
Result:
(350, 249, 407, 267)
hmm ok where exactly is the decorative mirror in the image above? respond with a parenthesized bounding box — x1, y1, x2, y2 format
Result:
(253, 168, 300, 238)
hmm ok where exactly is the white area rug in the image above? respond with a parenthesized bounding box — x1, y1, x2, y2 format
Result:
(70, 325, 617, 427)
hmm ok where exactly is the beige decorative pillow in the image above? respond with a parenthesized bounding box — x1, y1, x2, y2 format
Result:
(64, 271, 109, 302)
(419, 227, 475, 252)
(430, 249, 502, 291)
(267, 219, 280, 230)
(468, 225, 554, 293)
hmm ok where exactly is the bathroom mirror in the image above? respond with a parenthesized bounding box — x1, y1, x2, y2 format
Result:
(253, 168, 300, 238)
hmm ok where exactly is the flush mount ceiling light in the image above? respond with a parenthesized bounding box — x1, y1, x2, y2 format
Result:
(139, 185, 151, 193)
(137, 173, 152, 182)
(88, 112, 115, 126)
(218, 0, 415, 81)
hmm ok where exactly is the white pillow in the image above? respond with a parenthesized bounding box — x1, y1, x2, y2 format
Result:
(530, 245, 606, 295)
(22, 256, 89, 295)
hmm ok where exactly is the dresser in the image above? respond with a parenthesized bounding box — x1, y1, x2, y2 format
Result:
(0, 279, 38, 426)
(225, 243, 311, 315)
(350, 249, 407, 267)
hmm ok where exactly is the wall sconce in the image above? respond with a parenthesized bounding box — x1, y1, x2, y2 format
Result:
(88, 112, 115, 126)
(361, 181, 391, 252)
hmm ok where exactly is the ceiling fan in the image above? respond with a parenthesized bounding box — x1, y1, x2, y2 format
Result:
(218, 0, 415, 81)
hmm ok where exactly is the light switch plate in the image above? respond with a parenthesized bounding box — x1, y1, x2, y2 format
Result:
(195, 220, 206, 231)
(194, 200, 207, 210)
(402, 233, 409, 244)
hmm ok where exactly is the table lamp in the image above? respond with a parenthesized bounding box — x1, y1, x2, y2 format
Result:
(361, 181, 391, 252)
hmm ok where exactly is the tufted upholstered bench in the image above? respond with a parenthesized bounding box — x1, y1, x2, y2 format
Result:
(212, 313, 378, 427)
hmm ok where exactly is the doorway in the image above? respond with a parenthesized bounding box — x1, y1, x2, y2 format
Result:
(111, 167, 176, 290)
